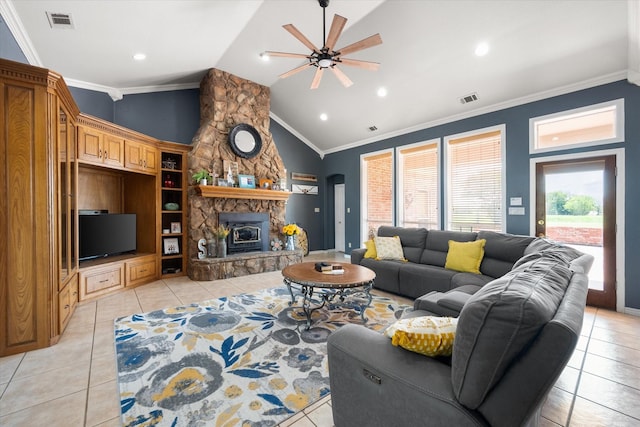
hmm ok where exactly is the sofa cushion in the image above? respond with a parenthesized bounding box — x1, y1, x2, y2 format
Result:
(385, 316, 458, 357)
(451, 254, 574, 409)
(360, 258, 403, 294)
(378, 226, 428, 263)
(398, 264, 458, 297)
(363, 239, 377, 259)
(451, 273, 494, 289)
(374, 236, 406, 260)
(445, 239, 486, 274)
(477, 231, 535, 278)
(421, 230, 477, 267)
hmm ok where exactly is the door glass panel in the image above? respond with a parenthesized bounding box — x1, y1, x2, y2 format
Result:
(543, 163, 604, 290)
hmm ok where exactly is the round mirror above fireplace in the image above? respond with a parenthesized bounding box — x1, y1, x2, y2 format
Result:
(228, 123, 262, 159)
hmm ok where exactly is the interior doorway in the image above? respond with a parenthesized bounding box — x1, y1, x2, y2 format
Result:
(334, 184, 345, 252)
(534, 155, 616, 309)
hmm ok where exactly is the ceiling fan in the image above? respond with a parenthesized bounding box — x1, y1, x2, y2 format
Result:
(265, 0, 382, 89)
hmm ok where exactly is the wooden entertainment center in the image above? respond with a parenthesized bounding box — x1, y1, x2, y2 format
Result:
(0, 58, 190, 356)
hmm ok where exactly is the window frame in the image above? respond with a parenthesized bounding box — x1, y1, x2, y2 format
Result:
(395, 138, 441, 230)
(360, 148, 395, 244)
(444, 124, 506, 232)
(529, 99, 624, 154)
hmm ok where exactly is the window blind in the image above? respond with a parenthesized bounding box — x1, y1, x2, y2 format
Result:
(447, 130, 502, 232)
(398, 142, 438, 229)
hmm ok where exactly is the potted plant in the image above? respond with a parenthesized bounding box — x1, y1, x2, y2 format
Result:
(193, 169, 211, 185)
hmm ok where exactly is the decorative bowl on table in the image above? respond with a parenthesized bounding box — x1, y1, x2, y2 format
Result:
(164, 202, 179, 211)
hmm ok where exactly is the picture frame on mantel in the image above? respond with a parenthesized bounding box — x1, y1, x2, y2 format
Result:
(238, 174, 256, 189)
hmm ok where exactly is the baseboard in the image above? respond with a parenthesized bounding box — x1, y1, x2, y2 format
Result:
(623, 306, 640, 317)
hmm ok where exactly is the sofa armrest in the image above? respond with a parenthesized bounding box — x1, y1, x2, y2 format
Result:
(327, 324, 486, 427)
(351, 248, 366, 264)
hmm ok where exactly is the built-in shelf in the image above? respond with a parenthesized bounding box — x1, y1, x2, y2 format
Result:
(195, 185, 292, 201)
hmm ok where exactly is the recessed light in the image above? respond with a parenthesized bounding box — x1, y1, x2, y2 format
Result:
(133, 53, 146, 61)
(260, 52, 270, 61)
(319, 113, 328, 121)
(377, 87, 388, 97)
(475, 42, 489, 57)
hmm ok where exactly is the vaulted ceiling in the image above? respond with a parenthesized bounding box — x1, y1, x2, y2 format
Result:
(2, 0, 638, 155)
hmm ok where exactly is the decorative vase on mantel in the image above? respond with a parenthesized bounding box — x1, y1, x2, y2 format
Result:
(285, 235, 296, 251)
(217, 238, 227, 258)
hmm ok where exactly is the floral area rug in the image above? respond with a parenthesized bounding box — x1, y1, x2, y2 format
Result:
(114, 286, 409, 427)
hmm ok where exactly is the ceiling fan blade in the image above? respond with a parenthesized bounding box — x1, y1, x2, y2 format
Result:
(325, 14, 347, 51)
(336, 33, 383, 56)
(264, 51, 310, 59)
(310, 67, 324, 90)
(330, 66, 353, 88)
(283, 24, 319, 52)
(339, 58, 380, 71)
(279, 63, 311, 79)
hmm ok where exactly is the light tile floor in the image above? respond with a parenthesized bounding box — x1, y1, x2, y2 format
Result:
(1, 251, 639, 426)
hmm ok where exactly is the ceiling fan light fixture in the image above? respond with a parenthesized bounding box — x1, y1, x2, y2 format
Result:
(266, 0, 382, 89)
(317, 54, 333, 68)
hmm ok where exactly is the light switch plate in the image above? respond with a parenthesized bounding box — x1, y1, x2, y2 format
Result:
(508, 207, 525, 215)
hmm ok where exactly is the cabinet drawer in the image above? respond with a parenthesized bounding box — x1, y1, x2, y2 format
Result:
(126, 256, 157, 287)
(79, 263, 125, 300)
(58, 284, 72, 330)
(59, 274, 78, 332)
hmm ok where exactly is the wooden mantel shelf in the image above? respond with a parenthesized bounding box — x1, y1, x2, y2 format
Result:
(195, 185, 291, 201)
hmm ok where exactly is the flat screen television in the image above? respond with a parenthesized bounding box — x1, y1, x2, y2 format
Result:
(79, 213, 137, 261)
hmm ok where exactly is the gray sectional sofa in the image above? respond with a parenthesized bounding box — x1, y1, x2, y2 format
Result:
(329, 228, 594, 427)
(351, 226, 536, 299)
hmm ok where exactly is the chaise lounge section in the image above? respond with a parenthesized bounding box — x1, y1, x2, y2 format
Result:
(329, 237, 593, 426)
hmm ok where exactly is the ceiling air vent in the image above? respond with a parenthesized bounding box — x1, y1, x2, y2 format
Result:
(46, 12, 74, 29)
(459, 92, 479, 104)
(368, 125, 378, 132)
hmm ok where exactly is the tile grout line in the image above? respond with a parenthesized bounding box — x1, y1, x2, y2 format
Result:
(84, 301, 100, 427)
(565, 307, 598, 426)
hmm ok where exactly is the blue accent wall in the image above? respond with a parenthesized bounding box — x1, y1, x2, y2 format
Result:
(114, 90, 200, 144)
(323, 80, 640, 309)
(0, 15, 28, 63)
(69, 87, 115, 122)
(270, 121, 325, 251)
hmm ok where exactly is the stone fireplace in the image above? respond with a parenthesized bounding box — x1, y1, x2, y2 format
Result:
(187, 68, 301, 280)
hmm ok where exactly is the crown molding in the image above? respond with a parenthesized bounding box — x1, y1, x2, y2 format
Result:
(65, 78, 200, 101)
(322, 70, 628, 155)
(628, 0, 640, 86)
(0, 0, 42, 66)
(269, 112, 325, 159)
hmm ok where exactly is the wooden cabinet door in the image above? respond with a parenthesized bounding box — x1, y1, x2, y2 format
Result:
(125, 140, 157, 173)
(78, 127, 104, 165)
(103, 134, 125, 168)
(143, 146, 158, 173)
(79, 263, 125, 301)
(126, 255, 157, 287)
(124, 140, 145, 171)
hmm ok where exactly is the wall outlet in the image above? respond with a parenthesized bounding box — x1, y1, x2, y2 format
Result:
(348, 242, 352, 248)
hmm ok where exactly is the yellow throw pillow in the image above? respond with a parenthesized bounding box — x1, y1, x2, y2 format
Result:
(385, 316, 458, 357)
(363, 239, 377, 259)
(374, 236, 406, 261)
(444, 239, 486, 274)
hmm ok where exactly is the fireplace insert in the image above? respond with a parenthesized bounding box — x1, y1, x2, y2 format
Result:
(219, 212, 269, 254)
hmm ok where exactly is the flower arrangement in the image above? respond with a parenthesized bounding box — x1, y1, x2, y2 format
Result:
(214, 225, 230, 239)
(282, 223, 300, 236)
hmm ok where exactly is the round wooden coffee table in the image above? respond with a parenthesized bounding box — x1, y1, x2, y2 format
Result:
(282, 262, 376, 329)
